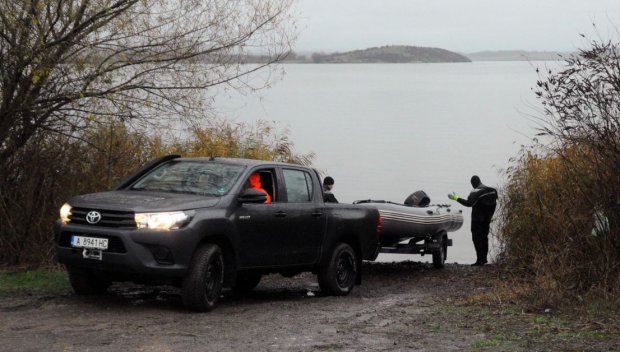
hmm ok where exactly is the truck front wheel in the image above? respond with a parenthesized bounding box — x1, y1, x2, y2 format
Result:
(318, 243, 358, 296)
(182, 244, 224, 312)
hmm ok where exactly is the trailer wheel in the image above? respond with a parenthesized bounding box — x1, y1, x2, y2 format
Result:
(432, 237, 448, 269)
(318, 243, 358, 296)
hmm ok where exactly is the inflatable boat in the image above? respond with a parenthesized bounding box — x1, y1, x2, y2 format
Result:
(354, 191, 463, 246)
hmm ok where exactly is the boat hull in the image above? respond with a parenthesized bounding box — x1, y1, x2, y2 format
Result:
(355, 200, 463, 246)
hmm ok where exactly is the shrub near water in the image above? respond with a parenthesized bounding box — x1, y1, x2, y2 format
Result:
(496, 39, 620, 302)
(497, 147, 618, 300)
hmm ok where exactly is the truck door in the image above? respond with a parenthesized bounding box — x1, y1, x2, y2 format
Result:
(278, 168, 327, 265)
(235, 168, 288, 268)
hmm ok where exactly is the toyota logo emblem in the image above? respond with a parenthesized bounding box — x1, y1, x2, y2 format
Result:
(86, 211, 102, 224)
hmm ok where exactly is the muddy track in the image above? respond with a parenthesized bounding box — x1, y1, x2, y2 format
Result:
(0, 262, 500, 352)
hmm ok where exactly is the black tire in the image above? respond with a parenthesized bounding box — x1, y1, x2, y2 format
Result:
(318, 243, 358, 296)
(233, 272, 262, 293)
(67, 267, 111, 295)
(181, 244, 224, 312)
(432, 237, 448, 269)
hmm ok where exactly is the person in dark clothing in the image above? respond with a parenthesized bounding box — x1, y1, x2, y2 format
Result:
(448, 175, 497, 266)
(322, 176, 338, 203)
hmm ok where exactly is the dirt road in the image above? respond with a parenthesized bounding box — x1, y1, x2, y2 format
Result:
(1, 262, 617, 351)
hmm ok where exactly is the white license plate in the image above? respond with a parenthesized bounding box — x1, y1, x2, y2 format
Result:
(71, 236, 108, 250)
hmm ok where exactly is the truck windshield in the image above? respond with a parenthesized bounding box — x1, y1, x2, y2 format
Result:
(130, 161, 244, 196)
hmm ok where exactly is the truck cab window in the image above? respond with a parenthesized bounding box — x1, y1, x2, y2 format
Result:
(243, 169, 275, 203)
(283, 169, 313, 203)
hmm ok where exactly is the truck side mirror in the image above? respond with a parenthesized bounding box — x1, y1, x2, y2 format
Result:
(238, 188, 268, 204)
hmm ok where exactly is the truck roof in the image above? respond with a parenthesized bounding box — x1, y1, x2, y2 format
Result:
(175, 156, 308, 168)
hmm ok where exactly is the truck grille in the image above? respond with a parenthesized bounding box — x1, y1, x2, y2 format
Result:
(58, 232, 127, 253)
(69, 207, 136, 228)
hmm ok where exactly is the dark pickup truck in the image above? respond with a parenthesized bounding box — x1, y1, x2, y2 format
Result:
(55, 156, 381, 311)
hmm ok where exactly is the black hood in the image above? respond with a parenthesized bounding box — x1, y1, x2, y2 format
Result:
(470, 175, 481, 188)
(68, 190, 221, 212)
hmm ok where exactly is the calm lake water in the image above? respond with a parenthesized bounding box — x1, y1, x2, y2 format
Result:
(214, 62, 553, 264)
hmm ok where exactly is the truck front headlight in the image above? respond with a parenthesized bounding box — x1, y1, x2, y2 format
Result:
(60, 203, 72, 224)
(134, 211, 194, 230)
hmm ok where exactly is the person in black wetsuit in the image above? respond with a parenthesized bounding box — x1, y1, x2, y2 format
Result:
(448, 175, 497, 266)
(322, 176, 338, 203)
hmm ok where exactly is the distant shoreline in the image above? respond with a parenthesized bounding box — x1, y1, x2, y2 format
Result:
(244, 45, 472, 64)
(464, 50, 569, 61)
(275, 48, 569, 64)
(278, 59, 559, 64)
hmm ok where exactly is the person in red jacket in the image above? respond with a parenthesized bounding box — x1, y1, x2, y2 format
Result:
(249, 172, 271, 203)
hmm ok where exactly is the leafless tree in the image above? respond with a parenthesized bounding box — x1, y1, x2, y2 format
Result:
(0, 0, 297, 266)
(0, 0, 297, 170)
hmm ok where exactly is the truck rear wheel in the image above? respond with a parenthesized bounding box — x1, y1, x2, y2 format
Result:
(182, 244, 224, 312)
(318, 243, 358, 296)
(67, 267, 111, 295)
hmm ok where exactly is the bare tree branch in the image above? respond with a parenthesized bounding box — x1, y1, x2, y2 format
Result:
(0, 0, 297, 168)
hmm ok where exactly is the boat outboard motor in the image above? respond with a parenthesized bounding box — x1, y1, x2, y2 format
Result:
(404, 190, 430, 207)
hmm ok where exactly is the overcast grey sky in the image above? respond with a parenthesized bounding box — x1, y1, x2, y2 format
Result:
(293, 0, 620, 53)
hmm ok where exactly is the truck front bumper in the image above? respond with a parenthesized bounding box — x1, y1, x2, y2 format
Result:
(54, 221, 199, 278)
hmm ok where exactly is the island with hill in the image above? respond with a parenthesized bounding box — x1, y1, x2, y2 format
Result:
(307, 45, 471, 63)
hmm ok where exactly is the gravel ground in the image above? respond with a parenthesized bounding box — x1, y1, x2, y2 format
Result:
(1, 262, 618, 352)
